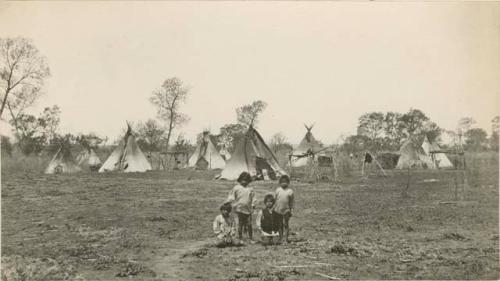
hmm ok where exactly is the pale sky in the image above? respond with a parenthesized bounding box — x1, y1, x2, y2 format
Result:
(0, 2, 499, 144)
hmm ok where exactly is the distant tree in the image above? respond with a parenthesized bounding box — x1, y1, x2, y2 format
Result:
(399, 108, 429, 137)
(76, 133, 105, 150)
(172, 134, 191, 152)
(464, 128, 488, 151)
(150, 77, 189, 151)
(236, 100, 267, 127)
(491, 116, 500, 135)
(456, 117, 476, 146)
(490, 132, 499, 152)
(136, 119, 165, 151)
(0, 37, 50, 119)
(357, 112, 385, 141)
(422, 121, 442, 143)
(341, 135, 371, 153)
(383, 112, 405, 149)
(38, 105, 61, 144)
(10, 113, 45, 155)
(215, 123, 247, 154)
(1, 135, 12, 156)
(269, 132, 293, 154)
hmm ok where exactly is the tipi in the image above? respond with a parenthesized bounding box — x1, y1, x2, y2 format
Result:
(421, 136, 453, 169)
(396, 139, 433, 169)
(77, 148, 102, 171)
(188, 131, 226, 169)
(99, 124, 152, 173)
(219, 126, 287, 180)
(45, 145, 82, 174)
(292, 124, 323, 167)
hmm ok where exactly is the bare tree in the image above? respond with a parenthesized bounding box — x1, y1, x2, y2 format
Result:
(236, 100, 267, 127)
(269, 132, 292, 153)
(0, 37, 50, 119)
(150, 77, 189, 151)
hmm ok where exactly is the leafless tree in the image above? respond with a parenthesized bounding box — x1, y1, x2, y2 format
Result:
(0, 37, 50, 119)
(150, 77, 189, 151)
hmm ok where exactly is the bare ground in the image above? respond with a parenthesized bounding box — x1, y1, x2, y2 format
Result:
(1, 160, 499, 280)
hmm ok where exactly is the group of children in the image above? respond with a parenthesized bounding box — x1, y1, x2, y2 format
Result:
(212, 172, 295, 247)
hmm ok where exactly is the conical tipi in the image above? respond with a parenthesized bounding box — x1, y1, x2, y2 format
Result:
(77, 148, 102, 171)
(396, 139, 433, 169)
(292, 124, 323, 167)
(45, 145, 82, 174)
(219, 126, 287, 180)
(421, 136, 453, 169)
(188, 131, 226, 169)
(99, 124, 152, 172)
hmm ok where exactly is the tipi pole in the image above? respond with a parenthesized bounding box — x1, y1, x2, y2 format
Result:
(367, 151, 387, 177)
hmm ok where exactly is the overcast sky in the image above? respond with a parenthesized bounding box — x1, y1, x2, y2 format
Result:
(0, 2, 498, 144)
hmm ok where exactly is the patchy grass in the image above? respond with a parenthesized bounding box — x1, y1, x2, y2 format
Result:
(1, 153, 498, 280)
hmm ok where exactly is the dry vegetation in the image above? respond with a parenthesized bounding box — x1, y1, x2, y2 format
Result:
(1, 152, 498, 280)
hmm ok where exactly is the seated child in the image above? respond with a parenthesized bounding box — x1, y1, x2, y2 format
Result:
(256, 194, 282, 245)
(213, 202, 242, 247)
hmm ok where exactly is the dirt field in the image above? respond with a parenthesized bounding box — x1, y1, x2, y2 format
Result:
(2, 154, 499, 280)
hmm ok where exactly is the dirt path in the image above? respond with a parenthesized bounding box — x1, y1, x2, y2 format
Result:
(149, 239, 211, 280)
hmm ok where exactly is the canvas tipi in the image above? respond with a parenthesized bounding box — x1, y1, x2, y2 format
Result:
(77, 148, 102, 171)
(219, 126, 287, 180)
(188, 131, 226, 169)
(291, 124, 323, 167)
(396, 139, 433, 169)
(99, 124, 152, 173)
(45, 145, 82, 174)
(421, 136, 453, 169)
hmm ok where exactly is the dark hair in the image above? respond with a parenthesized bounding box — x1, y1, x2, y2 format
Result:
(237, 172, 252, 184)
(279, 175, 290, 184)
(220, 202, 232, 212)
(264, 194, 275, 204)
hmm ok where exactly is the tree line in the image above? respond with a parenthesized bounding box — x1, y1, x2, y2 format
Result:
(1, 37, 498, 158)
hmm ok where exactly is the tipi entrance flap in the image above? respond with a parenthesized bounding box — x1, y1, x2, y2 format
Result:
(219, 126, 286, 180)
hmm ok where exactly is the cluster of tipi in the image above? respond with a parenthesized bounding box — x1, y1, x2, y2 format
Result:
(45, 122, 454, 178)
(396, 135, 453, 169)
(45, 123, 289, 180)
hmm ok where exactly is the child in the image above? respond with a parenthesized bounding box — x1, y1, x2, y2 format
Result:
(274, 175, 294, 244)
(226, 172, 255, 242)
(256, 194, 281, 245)
(213, 202, 240, 247)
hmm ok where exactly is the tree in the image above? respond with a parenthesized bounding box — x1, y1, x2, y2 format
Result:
(383, 112, 405, 149)
(269, 132, 292, 153)
(357, 112, 385, 141)
(215, 123, 247, 154)
(0, 37, 50, 119)
(464, 128, 488, 151)
(341, 135, 371, 153)
(399, 108, 429, 137)
(150, 77, 189, 151)
(76, 133, 105, 150)
(9, 113, 45, 155)
(491, 116, 500, 135)
(490, 132, 499, 152)
(236, 100, 267, 127)
(456, 117, 476, 146)
(135, 119, 165, 151)
(38, 105, 61, 144)
(422, 121, 442, 143)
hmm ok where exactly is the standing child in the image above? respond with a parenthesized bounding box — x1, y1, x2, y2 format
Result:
(226, 172, 255, 242)
(213, 202, 240, 247)
(274, 175, 294, 244)
(256, 194, 281, 245)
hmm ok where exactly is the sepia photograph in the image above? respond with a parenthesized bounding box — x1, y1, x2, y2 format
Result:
(0, 1, 499, 280)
